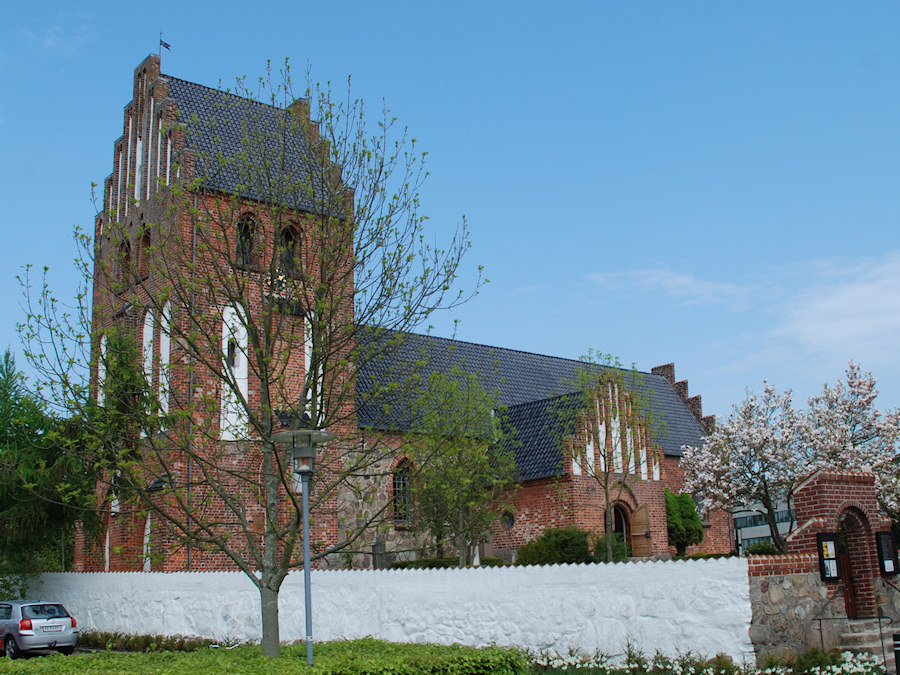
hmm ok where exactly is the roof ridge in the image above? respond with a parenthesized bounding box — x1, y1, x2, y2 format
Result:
(161, 73, 289, 113)
(406, 330, 659, 379)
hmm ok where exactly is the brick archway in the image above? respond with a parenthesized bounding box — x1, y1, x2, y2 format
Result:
(838, 506, 877, 617)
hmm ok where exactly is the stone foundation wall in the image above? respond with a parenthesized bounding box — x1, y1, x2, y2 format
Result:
(748, 555, 848, 660)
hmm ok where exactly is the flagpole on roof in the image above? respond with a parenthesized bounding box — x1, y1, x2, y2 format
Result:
(159, 32, 172, 59)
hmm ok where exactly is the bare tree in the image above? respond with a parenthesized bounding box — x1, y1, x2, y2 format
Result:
(19, 58, 481, 657)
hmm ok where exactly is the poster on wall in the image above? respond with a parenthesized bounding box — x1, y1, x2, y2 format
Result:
(875, 531, 898, 576)
(817, 533, 842, 581)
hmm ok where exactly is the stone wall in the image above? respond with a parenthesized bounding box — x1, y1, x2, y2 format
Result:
(31, 557, 754, 662)
(748, 554, 848, 660)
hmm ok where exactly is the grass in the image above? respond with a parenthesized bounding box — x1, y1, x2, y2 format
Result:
(0, 639, 886, 675)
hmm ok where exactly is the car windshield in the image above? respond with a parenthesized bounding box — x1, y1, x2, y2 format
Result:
(22, 604, 69, 619)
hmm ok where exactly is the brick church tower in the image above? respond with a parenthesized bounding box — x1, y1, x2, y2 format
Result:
(78, 54, 357, 573)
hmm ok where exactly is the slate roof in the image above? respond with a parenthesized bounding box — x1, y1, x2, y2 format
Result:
(357, 332, 707, 481)
(163, 76, 328, 212)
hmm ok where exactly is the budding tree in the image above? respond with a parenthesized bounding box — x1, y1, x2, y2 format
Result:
(19, 59, 481, 657)
(559, 351, 659, 561)
(402, 364, 517, 566)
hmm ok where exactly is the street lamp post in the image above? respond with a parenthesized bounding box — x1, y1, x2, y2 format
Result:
(272, 428, 336, 667)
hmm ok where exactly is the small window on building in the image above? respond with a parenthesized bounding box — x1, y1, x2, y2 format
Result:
(392, 459, 412, 526)
(279, 224, 300, 276)
(137, 228, 151, 278)
(236, 215, 255, 268)
(118, 239, 132, 287)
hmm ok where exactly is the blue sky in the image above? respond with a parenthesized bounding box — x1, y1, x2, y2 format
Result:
(2, 2, 899, 418)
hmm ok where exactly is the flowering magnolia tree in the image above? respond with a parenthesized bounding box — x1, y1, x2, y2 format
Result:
(798, 361, 900, 516)
(681, 382, 800, 552)
(682, 361, 900, 553)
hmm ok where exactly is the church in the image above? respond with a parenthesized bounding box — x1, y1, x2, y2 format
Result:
(77, 54, 731, 573)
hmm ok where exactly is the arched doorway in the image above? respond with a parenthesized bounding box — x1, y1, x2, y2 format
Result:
(838, 507, 876, 618)
(613, 503, 631, 553)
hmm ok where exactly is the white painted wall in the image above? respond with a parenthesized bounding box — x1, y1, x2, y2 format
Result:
(31, 558, 753, 662)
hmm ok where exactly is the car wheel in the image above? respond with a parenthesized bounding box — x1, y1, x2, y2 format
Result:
(58, 646, 74, 656)
(4, 636, 22, 659)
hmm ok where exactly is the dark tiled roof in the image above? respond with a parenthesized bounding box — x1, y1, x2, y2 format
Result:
(163, 77, 327, 211)
(357, 332, 706, 481)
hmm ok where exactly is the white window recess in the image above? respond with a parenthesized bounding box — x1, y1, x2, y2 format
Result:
(134, 137, 143, 203)
(573, 425, 584, 476)
(125, 118, 132, 217)
(142, 310, 155, 385)
(143, 514, 152, 572)
(639, 428, 649, 480)
(159, 303, 171, 415)
(97, 335, 108, 406)
(304, 312, 323, 419)
(220, 304, 249, 440)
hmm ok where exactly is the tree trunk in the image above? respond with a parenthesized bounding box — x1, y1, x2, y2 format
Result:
(260, 583, 281, 657)
(761, 491, 787, 553)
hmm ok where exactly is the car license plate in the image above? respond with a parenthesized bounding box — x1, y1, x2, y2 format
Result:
(42, 624, 62, 632)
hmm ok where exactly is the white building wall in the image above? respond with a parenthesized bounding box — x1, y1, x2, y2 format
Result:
(32, 558, 753, 662)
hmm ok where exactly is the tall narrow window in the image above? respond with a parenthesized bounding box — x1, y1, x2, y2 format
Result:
(137, 228, 151, 278)
(236, 216, 255, 267)
(279, 224, 299, 275)
(392, 459, 412, 526)
(159, 303, 171, 415)
(220, 304, 249, 440)
(118, 240, 132, 287)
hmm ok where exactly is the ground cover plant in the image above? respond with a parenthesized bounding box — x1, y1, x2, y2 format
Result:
(0, 639, 886, 674)
(0, 638, 527, 674)
(528, 645, 884, 675)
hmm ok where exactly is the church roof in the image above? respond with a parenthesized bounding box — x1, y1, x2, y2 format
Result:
(357, 332, 707, 481)
(163, 76, 328, 212)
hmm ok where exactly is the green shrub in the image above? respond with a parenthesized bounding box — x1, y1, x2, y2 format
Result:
(78, 629, 218, 652)
(789, 647, 843, 673)
(664, 489, 704, 555)
(744, 540, 780, 555)
(591, 533, 629, 563)
(516, 527, 593, 566)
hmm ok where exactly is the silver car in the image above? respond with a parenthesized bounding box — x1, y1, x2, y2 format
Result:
(0, 601, 78, 658)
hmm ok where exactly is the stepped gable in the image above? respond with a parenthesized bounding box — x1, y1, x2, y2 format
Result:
(357, 331, 706, 475)
(161, 75, 329, 212)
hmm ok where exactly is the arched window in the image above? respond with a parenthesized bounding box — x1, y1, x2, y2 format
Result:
(220, 304, 249, 440)
(279, 224, 300, 275)
(392, 459, 412, 526)
(236, 215, 255, 267)
(137, 228, 151, 278)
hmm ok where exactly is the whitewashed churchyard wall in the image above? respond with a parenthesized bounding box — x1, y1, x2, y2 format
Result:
(31, 558, 753, 662)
